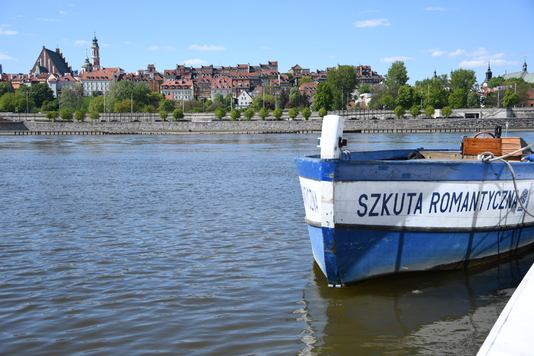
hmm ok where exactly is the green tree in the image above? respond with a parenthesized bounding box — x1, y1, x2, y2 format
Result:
(243, 108, 255, 120)
(59, 83, 84, 111)
(409, 105, 420, 119)
(312, 82, 334, 111)
(442, 106, 452, 118)
(88, 96, 105, 113)
(503, 89, 520, 107)
(172, 108, 184, 120)
(46, 111, 59, 121)
(396, 85, 416, 109)
(108, 81, 152, 112)
(326, 65, 358, 110)
(289, 87, 308, 108)
(415, 74, 449, 109)
(114, 99, 135, 113)
(89, 111, 100, 121)
(297, 76, 313, 86)
(41, 99, 59, 112)
(74, 109, 86, 121)
(380, 94, 396, 110)
(488, 77, 505, 88)
(258, 107, 268, 120)
(425, 105, 435, 118)
(59, 107, 74, 121)
(301, 107, 312, 120)
(159, 98, 175, 112)
(251, 93, 276, 110)
(230, 109, 241, 120)
(272, 107, 283, 120)
(214, 93, 224, 104)
(394, 105, 405, 119)
(214, 107, 226, 119)
(159, 110, 168, 121)
(318, 107, 327, 118)
(448, 89, 467, 109)
(277, 88, 290, 109)
(288, 107, 299, 119)
(29, 83, 55, 109)
(358, 84, 372, 94)
(450, 69, 477, 92)
(467, 92, 480, 108)
(384, 61, 409, 96)
(0, 81, 12, 97)
(0, 92, 27, 112)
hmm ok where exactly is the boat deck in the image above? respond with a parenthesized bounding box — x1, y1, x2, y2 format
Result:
(477, 262, 534, 355)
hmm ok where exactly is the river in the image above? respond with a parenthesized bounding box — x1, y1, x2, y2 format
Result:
(2, 131, 534, 355)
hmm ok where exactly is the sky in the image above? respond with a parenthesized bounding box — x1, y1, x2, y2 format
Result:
(1, 0, 533, 85)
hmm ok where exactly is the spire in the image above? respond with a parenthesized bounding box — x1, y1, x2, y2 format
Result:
(91, 32, 100, 68)
(523, 57, 528, 72)
(484, 62, 493, 84)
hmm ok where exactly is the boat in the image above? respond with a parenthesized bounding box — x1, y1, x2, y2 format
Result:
(295, 115, 534, 287)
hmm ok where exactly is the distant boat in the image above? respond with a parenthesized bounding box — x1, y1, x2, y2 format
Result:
(295, 115, 534, 287)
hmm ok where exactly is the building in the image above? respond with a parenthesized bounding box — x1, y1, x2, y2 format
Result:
(79, 67, 123, 96)
(30, 46, 73, 76)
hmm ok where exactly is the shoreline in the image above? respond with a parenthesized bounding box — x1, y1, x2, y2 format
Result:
(2, 117, 534, 136)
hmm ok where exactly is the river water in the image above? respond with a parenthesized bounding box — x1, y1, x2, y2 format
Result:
(2, 131, 534, 355)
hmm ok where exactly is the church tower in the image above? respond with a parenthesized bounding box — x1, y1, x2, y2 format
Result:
(523, 57, 528, 73)
(91, 33, 100, 68)
(484, 62, 492, 85)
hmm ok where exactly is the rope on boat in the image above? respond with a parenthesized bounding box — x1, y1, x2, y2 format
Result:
(478, 141, 534, 218)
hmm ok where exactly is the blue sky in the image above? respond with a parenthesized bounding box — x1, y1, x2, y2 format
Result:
(1, 0, 532, 85)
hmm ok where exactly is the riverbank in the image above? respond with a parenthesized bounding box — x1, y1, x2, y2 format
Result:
(2, 116, 534, 136)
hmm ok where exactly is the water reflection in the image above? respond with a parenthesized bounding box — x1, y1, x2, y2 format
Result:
(300, 250, 534, 355)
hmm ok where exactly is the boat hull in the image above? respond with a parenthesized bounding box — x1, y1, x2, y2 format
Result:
(296, 154, 534, 287)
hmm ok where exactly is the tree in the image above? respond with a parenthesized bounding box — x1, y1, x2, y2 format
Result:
(409, 105, 420, 119)
(214, 107, 226, 119)
(0, 82, 12, 97)
(450, 69, 477, 92)
(503, 89, 520, 107)
(74, 109, 86, 121)
(59, 83, 84, 111)
(41, 99, 59, 112)
(467, 92, 480, 108)
(214, 93, 224, 104)
(89, 111, 100, 122)
(318, 107, 327, 118)
(301, 107, 312, 120)
(258, 107, 268, 120)
(415, 74, 449, 109)
(425, 105, 435, 118)
(394, 105, 405, 119)
(488, 77, 505, 88)
(0, 92, 27, 112)
(29, 83, 55, 109)
(288, 107, 299, 119)
(359, 84, 372, 94)
(251, 93, 276, 110)
(442, 106, 452, 118)
(289, 87, 308, 108)
(114, 99, 134, 113)
(380, 94, 396, 110)
(107, 81, 152, 112)
(159, 98, 175, 112)
(159, 110, 168, 121)
(243, 108, 255, 120)
(46, 111, 59, 121)
(59, 107, 74, 121)
(230, 109, 241, 120)
(277, 88, 290, 109)
(272, 108, 283, 120)
(448, 89, 467, 109)
(88, 96, 105, 113)
(312, 82, 334, 111)
(326, 65, 358, 110)
(173, 108, 184, 120)
(384, 61, 409, 96)
(396, 85, 416, 109)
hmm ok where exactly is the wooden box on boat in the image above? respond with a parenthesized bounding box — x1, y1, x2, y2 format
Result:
(462, 135, 525, 160)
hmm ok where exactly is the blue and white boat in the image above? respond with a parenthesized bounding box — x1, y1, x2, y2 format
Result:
(295, 115, 534, 287)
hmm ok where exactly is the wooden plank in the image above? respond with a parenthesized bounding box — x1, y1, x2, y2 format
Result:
(462, 138, 501, 156)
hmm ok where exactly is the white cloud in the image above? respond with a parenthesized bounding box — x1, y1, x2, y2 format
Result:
(0, 28, 18, 35)
(75, 40, 90, 46)
(0, 52, 16, 60)
(59, 10, 68, 15)
(148, 46, 159, 51)
(425, 7, 445, 11)
(380, 56, 415, 63)
(183, 59, 208, 66)
(188, 44, 226, 51)
(448, 49, 465, 57)
(260, 46, 271, 50)
(426, 48, 446, 57)
(39, 18, 60, 22)
(458, 47, 518, 67)
(354, 18, 391, 28)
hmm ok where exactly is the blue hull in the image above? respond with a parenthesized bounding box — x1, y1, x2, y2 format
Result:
(308, 224, 534, 286)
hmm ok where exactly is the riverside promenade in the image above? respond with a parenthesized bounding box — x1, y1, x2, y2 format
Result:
(1, 108, 534, 135)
